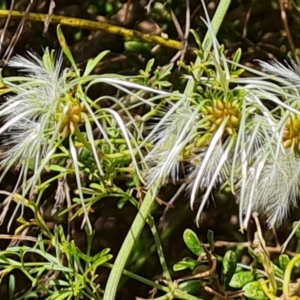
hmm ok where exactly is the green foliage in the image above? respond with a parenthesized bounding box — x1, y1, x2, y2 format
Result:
(0, 227, 111, 299)
(242, 281, 267, 300)
(2, 0, 300, 299)
(229, 271, 255, 289)
(173, 225, 300, 299)
(222, 250, 237, 286)
(183, 229, 206, 256)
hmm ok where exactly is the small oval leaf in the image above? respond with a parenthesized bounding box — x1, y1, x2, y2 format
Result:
(229, 271, 255, 288)
(222, 250, 237, 286)
(279, 254, 290, 272)
(178, 280, 203, 296)
(183, 229, 205, 256)
(173, 257, 199, 272)
(242, 281, 267, 300)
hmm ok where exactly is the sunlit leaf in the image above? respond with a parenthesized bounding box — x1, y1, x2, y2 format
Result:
(183, 229, 205, 256)
(222, 250, 237, 286)
(229, 271, 255, 289)
(242, 281, 267, 300)
(178, 280, 203, 296)
(173, 257, 199, 272)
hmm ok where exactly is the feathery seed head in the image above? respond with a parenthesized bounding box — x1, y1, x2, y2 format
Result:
(0, 49, 72, 171)
(239, 148, 300, 227)
(188, 142, 230, 188)
(259, 60, 300, 93)
(144, 105, 199, 187)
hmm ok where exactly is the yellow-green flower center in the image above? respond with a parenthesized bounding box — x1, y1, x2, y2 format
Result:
(283, 114, 300, 154)
(203, 99, 240, 136)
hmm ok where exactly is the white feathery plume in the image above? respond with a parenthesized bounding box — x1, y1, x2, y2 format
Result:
(0, 50, 75, 227)
(188, 137, 232, 223)
(189, 118, 230, 206)
(221, 52, 300, 228)
(189, 141, 230, 189)
(239, 147, 300, 227)
(259, 60, 300, 92)
(0, 50, 69, 185)
(232, 58, 300, 228)
(144, 104, 199, 187)
(234, 113, 276, 227)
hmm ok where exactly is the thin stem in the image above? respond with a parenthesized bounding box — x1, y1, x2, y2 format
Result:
(259, 279, 276, 300)
(283, 253, 300, 297)
(147, 216, 173, 283)
(103, 262, 169, 293)
(123, 203, 190, 282)
(103, 186, 160, 300)
(0, 10, 183, 50)
(278, 0, 299, 64)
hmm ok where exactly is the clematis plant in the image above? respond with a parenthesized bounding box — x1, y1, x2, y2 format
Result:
(144, 28, 300, 230)
(232, 60, 300, 228)
(0, 26, 172, 230)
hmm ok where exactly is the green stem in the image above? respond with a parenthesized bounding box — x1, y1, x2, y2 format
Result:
(120, 203, 190, 286)
(259, 279, 276, 300)
(0, 10, 183, 50)
(147, 216, 173, 283)
(103, 1, 231, 299)
(283, 253, 300, 297)
(103, 185, 159, 300)
(103, 262, 169, 293)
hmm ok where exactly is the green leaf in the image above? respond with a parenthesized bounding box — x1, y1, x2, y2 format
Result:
(229, 271, 255, 288)
(190, 29, 202, 49)
(242, 281, 267, 299)
(207, 230, 214, 252)
(92, 248, 111, 260)
(173, 257, 199, 272)
(183, 229, 205, 256)
(155, 63, 173, 80)
(89, 182, 106, 192)
(42, 48, 55, 72)
(8, 274, 15, 300)
(49, 290, 72, 300)
(92, 254, 113, 269)
(83, 50, 110, 77)
(293, 221, 300, 239)
(157, 80, 172, 87)
(78, 147, 92, 162)
(178, 280, 203, 296)
(49, 164, 67, 172)
(231, 48, 242, 71)
(145, 58, 155, 73)
(57, 25, 79, 75)
(15, 291, 39, 299)
(125, 40, 153, 53)
(272, 262, 284, 278)
(49, 279, 70, 287)
(279, 254, 290, 272)
(222, 250, 237, 286)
